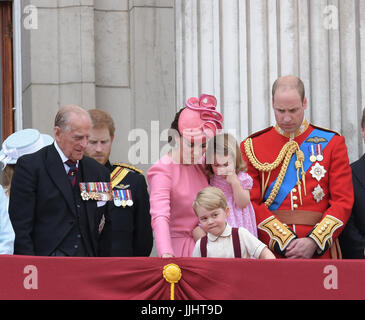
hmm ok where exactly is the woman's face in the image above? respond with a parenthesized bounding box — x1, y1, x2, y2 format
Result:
(177, 136, 207, 164)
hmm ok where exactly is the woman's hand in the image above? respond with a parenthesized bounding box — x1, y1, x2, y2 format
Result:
(192, 226, 206, 241)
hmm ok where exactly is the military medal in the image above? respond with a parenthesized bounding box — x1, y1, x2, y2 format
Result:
(80, 184, 90, 200)
(310, 162, 326, 182)
(113, 190, 123, 207)
(125, 189, 133, 207)
(312, 184, 325, 203)
(114, 198, 123, 207)
(120, 190, 127, 207)
(79, 182, 112, 201)
(316, 144, 323, 161)
(309, 145, 317, 162)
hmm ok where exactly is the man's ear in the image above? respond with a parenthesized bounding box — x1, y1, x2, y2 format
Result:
(54, 126, 61, 143)
(303, 97, 308, 110)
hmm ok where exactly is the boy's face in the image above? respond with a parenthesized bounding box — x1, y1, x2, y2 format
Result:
(195, 205, 229, 237)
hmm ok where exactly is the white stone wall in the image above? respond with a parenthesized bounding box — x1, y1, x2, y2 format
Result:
(20, 0, 364, 167)
(176, 0, 365, 163)
(22, 0, 96, 134)
(21, 0, 175, 173)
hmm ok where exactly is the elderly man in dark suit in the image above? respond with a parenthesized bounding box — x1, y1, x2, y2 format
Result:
(84, 109, 153, 257)
(340, 108, 365, 258)
(9, 105, 112, 256)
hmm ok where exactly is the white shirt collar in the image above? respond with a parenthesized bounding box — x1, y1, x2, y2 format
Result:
(207, 223, 232, 242)
(54, 141, 78, 168)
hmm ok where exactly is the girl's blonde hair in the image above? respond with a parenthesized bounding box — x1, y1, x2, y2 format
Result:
(205, 133, 247, 175)
(2, 164, 14, 196)
(193, 186, 227, 214)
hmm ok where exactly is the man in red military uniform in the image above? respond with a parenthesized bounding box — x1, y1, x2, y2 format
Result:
(241, 75, 354, 259)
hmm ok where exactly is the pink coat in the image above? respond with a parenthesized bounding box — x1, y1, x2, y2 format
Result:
(147, 154, 209, 257)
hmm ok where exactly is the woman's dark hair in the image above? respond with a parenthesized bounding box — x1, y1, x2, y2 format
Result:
(362, 108, 365, 129)
(168, 107, 185, 146)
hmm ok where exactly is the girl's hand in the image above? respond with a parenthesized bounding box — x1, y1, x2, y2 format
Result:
(225, 171, 240, 185)
(161, 253, 174, 258)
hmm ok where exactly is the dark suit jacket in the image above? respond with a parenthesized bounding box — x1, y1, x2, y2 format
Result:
(9, 144, 112, 256)
(339, 154, 365, 258)
(106, 161, 153, 256)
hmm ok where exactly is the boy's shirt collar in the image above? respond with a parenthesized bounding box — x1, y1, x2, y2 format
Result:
(207, 223, 232, 242)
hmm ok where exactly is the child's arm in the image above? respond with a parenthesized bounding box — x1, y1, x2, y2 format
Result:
(226, 173, 250, 209)
(259, 247, 276, 259)
(192, 225, 206, 242)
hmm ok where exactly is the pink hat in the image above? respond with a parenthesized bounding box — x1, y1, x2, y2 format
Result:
(178, 94, 223, 141)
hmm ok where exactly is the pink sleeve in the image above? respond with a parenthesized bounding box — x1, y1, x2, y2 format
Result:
(238, 172, 253, 190)
(146, 161, 175, 257)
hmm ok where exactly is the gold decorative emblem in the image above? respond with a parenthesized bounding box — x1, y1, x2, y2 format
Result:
(305, 136, 327, 144)
(309, 215, 343, 251)
(312, 184, 325, 203)
(258, 216, 296, 251)
(310, 163, 326, 182)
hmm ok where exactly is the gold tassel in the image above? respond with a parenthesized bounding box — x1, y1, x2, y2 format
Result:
(163, 264, 182, 300)
(296, 149, 306, 196)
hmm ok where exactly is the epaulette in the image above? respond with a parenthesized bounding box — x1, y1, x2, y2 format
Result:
(246, 126, 273, 139)
(113, 162, 143, 175)
(311, 124, 341, 136)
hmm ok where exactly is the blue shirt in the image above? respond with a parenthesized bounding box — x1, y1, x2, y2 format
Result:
(0, 186, 15, 254)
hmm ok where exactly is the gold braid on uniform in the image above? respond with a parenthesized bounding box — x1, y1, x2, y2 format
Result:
(244, 138, 306, 207)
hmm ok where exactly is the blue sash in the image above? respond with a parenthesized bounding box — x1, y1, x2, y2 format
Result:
(264, 129, 335, 211)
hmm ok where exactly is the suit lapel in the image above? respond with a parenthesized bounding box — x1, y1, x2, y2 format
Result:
(45, 145, 77, 216)
(352, 154, 365, 191)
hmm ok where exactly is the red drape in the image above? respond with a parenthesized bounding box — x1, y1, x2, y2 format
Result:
(0, 255, 364, 300)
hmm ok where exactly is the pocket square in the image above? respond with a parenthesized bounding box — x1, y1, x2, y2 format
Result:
(97, 201, 106, 207)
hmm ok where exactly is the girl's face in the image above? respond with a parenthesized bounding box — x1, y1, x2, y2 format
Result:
(195, 205, 230, 237)
(211, 153, 235, 177)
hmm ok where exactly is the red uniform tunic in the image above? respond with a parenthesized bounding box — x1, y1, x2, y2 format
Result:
(240, 123, 354, 258)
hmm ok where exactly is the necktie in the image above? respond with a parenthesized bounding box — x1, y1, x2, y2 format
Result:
(65, 160, 78, 186)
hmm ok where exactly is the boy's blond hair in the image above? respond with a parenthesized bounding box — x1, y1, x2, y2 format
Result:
(193, 186, 228, 214)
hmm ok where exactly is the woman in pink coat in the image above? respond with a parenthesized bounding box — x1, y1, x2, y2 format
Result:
(147, 95, 223, 257)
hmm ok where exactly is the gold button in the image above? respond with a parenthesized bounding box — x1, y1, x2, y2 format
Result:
(292, 188, 297, 193)
(293, 204, 298, 209)
(292, 195, 298, 201)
